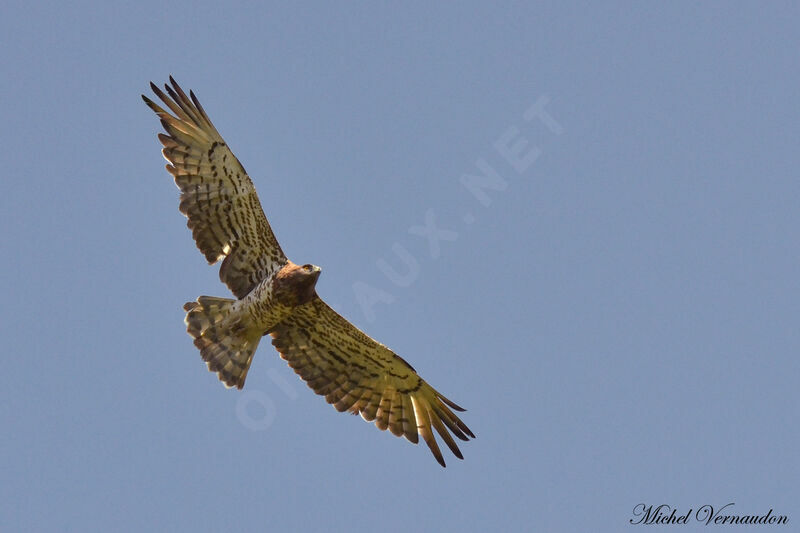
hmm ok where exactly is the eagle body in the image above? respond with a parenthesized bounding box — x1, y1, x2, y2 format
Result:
(144, 78, 474, 467)
(184, 262, 322, 389)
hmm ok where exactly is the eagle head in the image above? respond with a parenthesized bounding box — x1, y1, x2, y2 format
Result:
(274, 262, 322, 306)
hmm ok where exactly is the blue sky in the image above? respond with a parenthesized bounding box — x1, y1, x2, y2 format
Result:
(2, 2, 798, 531)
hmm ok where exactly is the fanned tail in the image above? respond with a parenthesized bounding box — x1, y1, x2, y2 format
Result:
(184, 296, 260, 389)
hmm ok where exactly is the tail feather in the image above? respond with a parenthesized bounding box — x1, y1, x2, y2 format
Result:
(184, 296, 260, 389)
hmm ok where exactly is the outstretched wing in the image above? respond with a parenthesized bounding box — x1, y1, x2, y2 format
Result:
(270, 297, 475, 467)
(143, 77, 287, 298)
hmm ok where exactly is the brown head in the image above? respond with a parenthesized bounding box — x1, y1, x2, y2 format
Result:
(273, 262, 322, 307)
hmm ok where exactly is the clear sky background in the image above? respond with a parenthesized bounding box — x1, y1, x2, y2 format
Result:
(2, 2, 798, 532)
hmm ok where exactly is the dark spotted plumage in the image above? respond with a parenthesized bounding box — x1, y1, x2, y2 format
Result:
(270, 298, 475, 466)
(142, 78, 286, 298)
(144, 78, 474, 467)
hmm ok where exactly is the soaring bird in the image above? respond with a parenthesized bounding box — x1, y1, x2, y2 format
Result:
(143, 78, 474, 466)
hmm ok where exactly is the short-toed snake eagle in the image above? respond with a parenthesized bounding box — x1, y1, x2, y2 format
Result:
(143, 78, 474, 466)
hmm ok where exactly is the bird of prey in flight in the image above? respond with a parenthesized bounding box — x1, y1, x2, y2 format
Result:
(143, 78, 474, 466)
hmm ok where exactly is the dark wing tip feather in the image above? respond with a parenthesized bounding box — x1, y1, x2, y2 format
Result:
(190, 89, 213, 124)
(438, 393, 467, 412)
(432, 406, 469, 441)
(163, 82, 180, 102)
(428, 404, 466, 462)
(425, 431, 447, 468)
(150, 81, 167, 101)
(164, 79, 189, 107)
(142, 94, 163, 115)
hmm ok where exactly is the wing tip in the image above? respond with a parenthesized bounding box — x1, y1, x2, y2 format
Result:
(438, 393, 467, 412)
